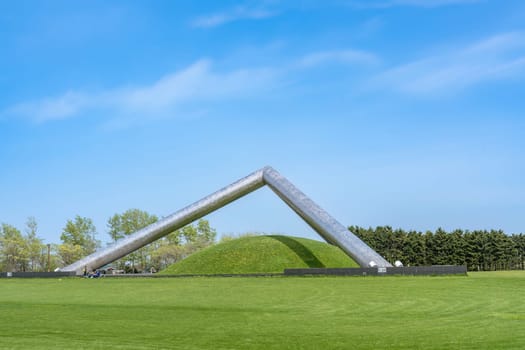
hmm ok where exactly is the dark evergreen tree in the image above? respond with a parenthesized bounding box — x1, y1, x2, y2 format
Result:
(348, 226, 523, 271)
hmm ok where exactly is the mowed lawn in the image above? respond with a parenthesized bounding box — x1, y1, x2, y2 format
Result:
(0, 272, 524, 349)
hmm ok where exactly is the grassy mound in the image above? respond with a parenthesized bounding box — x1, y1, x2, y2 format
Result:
(160, 235, 358, 275)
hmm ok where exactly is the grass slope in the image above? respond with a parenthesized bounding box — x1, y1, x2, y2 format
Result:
(160, 235, 358, 275)
(1, 272, 525, 349)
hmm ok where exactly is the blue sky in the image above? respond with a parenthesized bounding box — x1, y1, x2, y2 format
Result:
(1, 0, 524, 244)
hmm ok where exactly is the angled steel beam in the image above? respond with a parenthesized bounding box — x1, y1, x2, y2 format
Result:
(60, 166, 391, 274)
(60, 168, 265, 274)
(262, 168, 391, 268)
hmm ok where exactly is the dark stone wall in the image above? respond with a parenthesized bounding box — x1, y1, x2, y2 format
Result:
(0, 266, 467, 278)
(0, 272, 76, 278)
(284, 265, 467, 276)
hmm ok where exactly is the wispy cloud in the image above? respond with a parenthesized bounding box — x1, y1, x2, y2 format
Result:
(3, 60, 278, 124)
(5, 91, 90, 123)
(2, 45, 385, 125)
(369, 32, 525, 95)
(191, 5, 277, 28)
(298, 49, 380, 68)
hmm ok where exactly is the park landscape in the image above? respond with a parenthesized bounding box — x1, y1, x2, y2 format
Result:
(2, 1, 525, 349)
(1, 206, 525, 349)
(1, 234, 525, 349)
(1, 171, 523, 350)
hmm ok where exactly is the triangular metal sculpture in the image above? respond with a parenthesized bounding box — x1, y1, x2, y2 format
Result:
(60, 166, 391, 274)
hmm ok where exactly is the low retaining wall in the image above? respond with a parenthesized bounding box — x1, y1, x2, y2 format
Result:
(103, 273, 283, 278)
(0, 272, 76, 278)
(0, 266, 466, 278)
(284, 265, 467, 276)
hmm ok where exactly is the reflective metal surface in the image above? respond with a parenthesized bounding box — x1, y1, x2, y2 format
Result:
(60, 168, 265, 274)
(60, 166, 391, 274)
(263, 167, 391, 268)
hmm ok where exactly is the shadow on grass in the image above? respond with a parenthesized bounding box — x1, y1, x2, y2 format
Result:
(269, 235, 324, 268)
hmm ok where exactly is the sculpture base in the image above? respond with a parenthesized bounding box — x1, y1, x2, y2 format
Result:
(0, 271, 76, 278)
(284, 265, 467, 276)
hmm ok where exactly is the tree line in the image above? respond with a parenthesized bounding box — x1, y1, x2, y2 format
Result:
(3, 214, 523, 273)
(0, 209, 215, 273)
(351, 226, 525, 271)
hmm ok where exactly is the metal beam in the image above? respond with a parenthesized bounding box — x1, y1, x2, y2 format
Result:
(60, 166, 391, 274)
(263, 167, 391, 268)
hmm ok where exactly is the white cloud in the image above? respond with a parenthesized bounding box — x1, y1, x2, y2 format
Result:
(3, 46, 385, 125)
(3, 60, 278, 124)
(191, 5, 276, 28)
(298, 49, 380, 68)
(369, 32, 525, 95)
(5, 91, 90, 123)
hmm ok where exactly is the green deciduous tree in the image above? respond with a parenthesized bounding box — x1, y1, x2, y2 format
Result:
(106, 208, 217, 272)
(59, 215, 99, 265)
(107, 209, 159, 242)
(0, 223, 27, 271)
(107, 209, 159, 271)
(57, 243, 84, 266)
(24, 217, 46, 272)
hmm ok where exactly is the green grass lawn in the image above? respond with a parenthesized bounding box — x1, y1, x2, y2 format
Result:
(1, 272, 524, 349)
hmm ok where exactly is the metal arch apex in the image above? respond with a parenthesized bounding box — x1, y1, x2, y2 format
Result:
(59, 166, 391, 274)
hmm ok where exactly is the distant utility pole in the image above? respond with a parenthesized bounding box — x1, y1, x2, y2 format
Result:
(47, 244, 51, 272)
